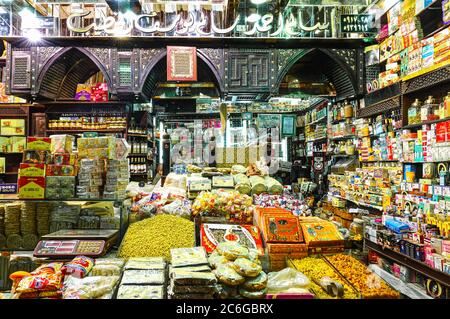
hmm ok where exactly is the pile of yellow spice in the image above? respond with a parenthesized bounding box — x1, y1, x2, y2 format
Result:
(118, 214, 195, 260)
(290, 257, 359, 299)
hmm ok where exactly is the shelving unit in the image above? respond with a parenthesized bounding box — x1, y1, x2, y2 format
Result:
(0, 104, 32, 187)
(366, 240, 450, 287)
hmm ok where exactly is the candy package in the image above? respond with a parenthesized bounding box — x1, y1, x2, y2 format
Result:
(12, 262, 65, 294)
(62, 256, 94, 279)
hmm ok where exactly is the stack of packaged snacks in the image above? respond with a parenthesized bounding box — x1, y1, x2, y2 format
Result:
(103, 159, 129, 200)
(77, 136, 116, 160)
(116, 257, 166, 299)
(210, 242, 267, 299)
(20, 202, 38, 250)
(76, 159, 104, 199)
(4, 203, 21, 249)
(253, 194, 306, 215)
(9, 262, 65, 299)
(49, 203, 81, 233)
(36, 202, 51, 236)
(168, 247, 216, 299)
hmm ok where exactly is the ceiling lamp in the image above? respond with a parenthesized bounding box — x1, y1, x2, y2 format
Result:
(251, 0, 269, 4)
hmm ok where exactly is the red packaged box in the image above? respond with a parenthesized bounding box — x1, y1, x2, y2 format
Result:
(19, 163, 46, 177)
(18, 176, 45, 199)
(27, 137, 51, 151)
(436, 122, 447, 143)
(52, 153, 76, 166)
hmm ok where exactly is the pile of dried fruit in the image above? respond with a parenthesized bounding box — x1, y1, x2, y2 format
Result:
(118, 214, 195, 260)
(326, 254, 399, 299)
(290, 257, 359, 299)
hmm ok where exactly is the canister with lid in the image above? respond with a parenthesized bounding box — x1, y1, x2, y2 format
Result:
(421, 95, 439, 121)
(408, 99, 422, 124)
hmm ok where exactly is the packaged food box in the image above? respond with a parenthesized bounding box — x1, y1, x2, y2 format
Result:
(266, 243, 308, 254)
(299, 220, 344, 247)
(170, 247, 208, 268)
(117, 285, 164, 299)
(10, 136, 26, 153)
(0, 136, 10, 152)
(262, 215, 303, 244)
(46, 164, 75, 176)
(19, 163, 46, 177)
(26, 137, 51, 151)
(121, 269, 166, 285)
(75, 84, 91, 101)
(0, 119, 25, 136)
(50, 135, 75, 154)
(52, 153, 76, 166)
(212, 175, 234, 188)
(200, 223, 264, 255)
(22, 150, 51, 164)
(18, 176, 45, 199)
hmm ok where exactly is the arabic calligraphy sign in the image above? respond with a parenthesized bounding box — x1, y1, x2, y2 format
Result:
(66, 7, 336, 38)
(167, 46, 197, 81)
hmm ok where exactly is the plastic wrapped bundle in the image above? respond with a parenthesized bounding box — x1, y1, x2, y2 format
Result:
(265, 176, 283, 195)
(249, 176, 267, 195)
(233, 174, 251, 195)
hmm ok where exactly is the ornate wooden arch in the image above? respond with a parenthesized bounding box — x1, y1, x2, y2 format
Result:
(138, 48, 225, 97)
(275, 48, 358, 98)
(35, 47, 114, 98)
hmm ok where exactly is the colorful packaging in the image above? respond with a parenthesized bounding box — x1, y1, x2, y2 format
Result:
(0, 119, 25, 136)
(18, 176, 45, 199)
(26, 137, 51, 151)
(19, 163, 46, 177)
(50, 135, 74, 154)
(45, 164, 75, 176)
(263, 216, 303, 243)
(62, 256, 94, 279)
(0, 157, 4, 173)
(200, 223, 264, 255)
(10, 136, 26, 153)
(75, 84, 91, 101)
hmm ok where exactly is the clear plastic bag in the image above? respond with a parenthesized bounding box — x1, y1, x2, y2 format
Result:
(267, 267, 310, 293)
(63, 275, 120, 299)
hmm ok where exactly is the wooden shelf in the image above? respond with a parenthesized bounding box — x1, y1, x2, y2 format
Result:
(329, 193, 383, 211)
(365, 240, 450, 287)
(45, 129, 125, 134)
(127, 133, 148, 137)
(0, 172, 18, 175)
(401, 117, 450, 130)
(306, 136, 327, 143)
(330, 135, 357, 141)
(128, 154, 148, 157)
(305, 116, 327, 126)
(42, 100, 126, 105)
(0, 152, 22, 155)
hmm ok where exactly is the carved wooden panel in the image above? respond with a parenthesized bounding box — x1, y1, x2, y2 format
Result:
(225, 49, 275, 93)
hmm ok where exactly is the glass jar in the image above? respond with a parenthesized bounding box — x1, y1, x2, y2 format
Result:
(344, 100, 354, 118)
(421, 95, 439, 121)
(349, 218, 364, 241)
(408, 99, 422, 124)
